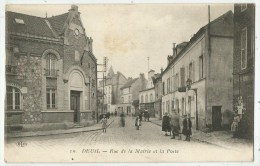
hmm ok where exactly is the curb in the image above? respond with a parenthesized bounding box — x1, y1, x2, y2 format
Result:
(149, 120, 230, 150)
(7, 120, 115, 138)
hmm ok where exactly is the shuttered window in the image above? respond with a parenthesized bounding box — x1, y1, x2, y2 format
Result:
(241, 27, 247, 69)
(180, 67, 185, 87)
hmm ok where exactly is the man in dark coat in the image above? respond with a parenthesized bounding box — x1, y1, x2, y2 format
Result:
(162, 112, 171, 136)
(182, 114, 192, 141)
(170, 111, 180, 139)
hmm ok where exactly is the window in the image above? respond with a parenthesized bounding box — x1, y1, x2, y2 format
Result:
(128, 96, 131, 103)
(176, 99, 179, 113)
(47, 89, 56, 109)
(150, 94, 153, 102)
(141, 95, 144, 103)
(145, 95, 148, 103)
(189, 62, 193, 82)
(241, 4, 247, 12)
(199, 55, 204, 78)
(6, 86, 21, 110)
(162, 82, 165, 95)
(188, 96, 191, 115)
(182, 98, 185, 115)
(241, 27, 247, 69)
(175, 73, 179, 90)
(167, 78, 170, 94)
(15, 18, 25, 24)
(171, 100, 174, 112)
(46, 53, 57, 76)
(180, 67, 185, 87)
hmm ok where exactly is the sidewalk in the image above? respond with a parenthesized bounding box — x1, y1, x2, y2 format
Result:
(7, 118, 114, 138)
(149, 117, 253, 151)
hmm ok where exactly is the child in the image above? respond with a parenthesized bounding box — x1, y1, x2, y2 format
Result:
(135, 116, 141, 130)
(101, 116, 108, 133)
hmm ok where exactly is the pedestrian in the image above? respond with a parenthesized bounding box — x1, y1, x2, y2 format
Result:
(139, 112, 143, 126)
(135, 116, 141, 130)
(147, 112, 150, 122)
(231, 112, 240, 138)
(120, 111, 125, 127)
(182, 114, 192, 141)
(170, 111, 180, 139)
(101, 115, 108, 133)
(162, 112, 171, 136)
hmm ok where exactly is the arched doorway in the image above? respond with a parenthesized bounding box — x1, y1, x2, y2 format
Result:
(69, 70, 84, 123)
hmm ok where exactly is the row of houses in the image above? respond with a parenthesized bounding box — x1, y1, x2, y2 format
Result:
(98, 5, 254, 139)
(153, 4, 254, 139)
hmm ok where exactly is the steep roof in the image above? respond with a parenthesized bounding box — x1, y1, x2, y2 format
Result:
(107, 66, 115, 78)
(46, 12, 69, 35)
(120, 78, 138, 89)
(6, 11, 57, 38)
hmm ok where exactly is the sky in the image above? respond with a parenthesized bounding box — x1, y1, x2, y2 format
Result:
(6, 4, 234, 79)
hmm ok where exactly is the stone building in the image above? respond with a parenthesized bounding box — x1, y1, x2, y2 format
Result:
(5, 5, 97, 131)
(119, 74, 147, 115)
(233, 4, 255, 139)
(161, 11, 234, 131)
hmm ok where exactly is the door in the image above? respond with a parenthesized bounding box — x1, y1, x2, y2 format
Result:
(71, 91, 80, 123)
(212, 106, 222, 130)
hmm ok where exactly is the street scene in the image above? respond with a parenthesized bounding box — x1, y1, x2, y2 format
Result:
(4, 3, 255, 162)
(5, 116, 253, 162)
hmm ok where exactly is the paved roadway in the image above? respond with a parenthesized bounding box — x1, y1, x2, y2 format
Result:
(5, 116, 251, 162)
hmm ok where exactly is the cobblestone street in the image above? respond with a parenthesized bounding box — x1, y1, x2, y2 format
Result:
(5, 116, 253, 162)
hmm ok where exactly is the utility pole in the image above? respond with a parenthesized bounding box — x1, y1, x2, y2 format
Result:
(97, 57, 108, 121)
(147, 57, 150, 73)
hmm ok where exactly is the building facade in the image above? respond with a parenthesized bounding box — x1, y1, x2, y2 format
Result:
(102, 67, 128, 113)
(5, 5, 97, 131)
(119, 74, 147, 115)
(161, 11, 234, 131)
(139, 70, 157, 117)
(153, 72, 163, 119)
(233, 4, 255, 139)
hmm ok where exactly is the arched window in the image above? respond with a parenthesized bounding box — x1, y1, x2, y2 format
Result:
(150, 93, 153, 102)
(6, 86, 21, 110)
(46, 53, 57, 76)
(145, 95, 148, 103)
(141, 95, 144, 103)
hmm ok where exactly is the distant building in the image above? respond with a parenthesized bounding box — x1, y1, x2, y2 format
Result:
(233, 4, 255, 139)
(152, 70, 163, 119)
(5, 5, 97, 131)
(139, 70, 157, 117)
(119, 74, 147, 115)
(98, 67, 127, 114)
(161, 11, 234, 131)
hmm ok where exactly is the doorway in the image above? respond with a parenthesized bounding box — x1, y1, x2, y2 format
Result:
(71, 91, 80, 123)
(212, 106, 222, 130)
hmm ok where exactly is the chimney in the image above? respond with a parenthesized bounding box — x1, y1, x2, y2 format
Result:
(70, 5, 79, 12)
(172, 43, 176, 57)
(160, 68, 164, 74)
(167, 55, 173, 65)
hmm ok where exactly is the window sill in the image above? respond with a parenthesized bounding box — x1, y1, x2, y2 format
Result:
(6, 110, 23, 113)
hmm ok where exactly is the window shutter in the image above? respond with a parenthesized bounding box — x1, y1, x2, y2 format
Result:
(180, 68, 185, 87)
(192, 60, 195, 82)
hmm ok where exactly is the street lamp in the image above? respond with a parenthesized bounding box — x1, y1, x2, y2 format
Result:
(186, 79, 199, 130)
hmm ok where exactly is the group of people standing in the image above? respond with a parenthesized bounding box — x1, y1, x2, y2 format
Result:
(162, 112, 192, 141)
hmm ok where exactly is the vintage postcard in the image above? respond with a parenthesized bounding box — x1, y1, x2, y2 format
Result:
(3, 2, 257, 163)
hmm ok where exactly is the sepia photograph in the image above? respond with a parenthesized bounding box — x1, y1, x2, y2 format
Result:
(2, 1, 258, 163)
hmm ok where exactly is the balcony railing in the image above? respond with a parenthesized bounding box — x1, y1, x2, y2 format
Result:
(6, 65, 17, 75)
(45, 69, 59, 78)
